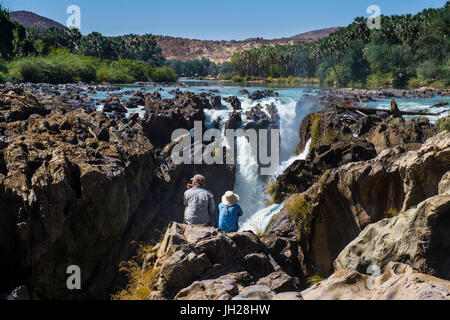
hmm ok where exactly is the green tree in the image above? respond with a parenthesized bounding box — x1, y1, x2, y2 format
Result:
(78, 32, 116, 59)
(0, 6, 19, 59)
(342, 39, 369, 82)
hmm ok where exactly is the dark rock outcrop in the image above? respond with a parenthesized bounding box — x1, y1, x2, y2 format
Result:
(296, 110, 434, 155)
(103, 95, 127, 113)
(248, 90, 279, 101)
(142, 91, 209, 147)
(211, 95, 222, 109)
(224, 96, 241, 110)
(272, 139, 377, 204)
(0, 98, 156, 299)
(126, 223, 302, 300)
(0, 88, 50, 123)
(225, 111, 242, 130)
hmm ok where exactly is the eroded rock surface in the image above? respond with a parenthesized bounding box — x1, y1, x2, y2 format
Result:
(136, 223, 301, 300)
(302, 262, 450, 300)
(268, 132, 450, 277)
(334, 194, 450, 280)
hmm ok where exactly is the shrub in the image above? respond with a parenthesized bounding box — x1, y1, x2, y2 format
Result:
(307, 274, 325, 287)
(265, 178, 279, 204)
(385, 208, 400, 218)
(366, 73, 392, 88)
(111, 243, 159, 300)
(0, 60, 6, 83)
(417, 59, 440, 81)
(286, 194, 313, 237)
(232, 75, 243, 82)
(408, 77, 423, 89)
(310, 115, 321, 148)
(150, 66, 178, 83)
(117, 59, 152, 82)
(6, 50, 97, 83)
(435, 116, 450, 133)
(96, 63, 134, 83)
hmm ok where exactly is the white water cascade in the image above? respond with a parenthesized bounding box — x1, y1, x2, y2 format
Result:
(234, 96, 311, 233)
(238, 138, 311, 233)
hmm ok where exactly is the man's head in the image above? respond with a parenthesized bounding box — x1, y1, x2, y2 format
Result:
(191, 174, 206, 187)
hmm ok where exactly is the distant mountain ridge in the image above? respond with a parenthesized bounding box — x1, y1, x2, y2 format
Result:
(9, 10, 66, 31)
(154, 27, 340, 63)
(9, 10, 340, 63)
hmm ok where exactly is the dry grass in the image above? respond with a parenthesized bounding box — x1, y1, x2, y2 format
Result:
(310, 115, 321, 148)
(286, 194, 313, 238)
(265, 178, 279, 203)
(111, 243, 160, 300)
(435, 116, 450, 133)
(385, 208, 400, 218)
(307, 274, 326, 287)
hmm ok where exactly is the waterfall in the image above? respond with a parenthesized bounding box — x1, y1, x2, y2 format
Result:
(235, 96, 310, 233)
(239, 139, 311, 233)
(234, 135, 267, 223)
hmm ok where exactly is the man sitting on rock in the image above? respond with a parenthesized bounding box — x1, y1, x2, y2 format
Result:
(184, 175, 216, 226)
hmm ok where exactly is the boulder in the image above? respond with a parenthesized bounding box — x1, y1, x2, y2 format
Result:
(142, 91, 207, 147)
(232, 285, 275, 300)
(256, 271, 299, 293)
(439, 171, 450, 194)
(175, 273, 247, 300)
(0, 88, 50, 123)
(248, 90, 279, 101)
(224, 111, 242, 130)
(302, 262, 450, 300)
(211, 95, 222, 109)
(103, 95, 127, 113)
(334, 194, 450, 280)
(224, 96, 241, 110)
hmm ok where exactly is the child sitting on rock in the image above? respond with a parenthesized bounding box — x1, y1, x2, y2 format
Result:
(216, 191, 243, 233)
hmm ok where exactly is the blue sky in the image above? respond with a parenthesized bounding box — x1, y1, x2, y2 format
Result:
(2, 0, 447, 40)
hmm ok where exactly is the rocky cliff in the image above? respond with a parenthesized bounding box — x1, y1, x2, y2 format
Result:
(0, 85, 235, 299)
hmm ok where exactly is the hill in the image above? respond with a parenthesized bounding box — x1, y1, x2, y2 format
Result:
(154, 27, 340, 63)
(9, 10, 66, 31)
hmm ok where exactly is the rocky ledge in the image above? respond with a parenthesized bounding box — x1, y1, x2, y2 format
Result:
(115, 222, 303, 300)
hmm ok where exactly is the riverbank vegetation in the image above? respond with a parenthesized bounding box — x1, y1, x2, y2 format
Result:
(230, 2, 450, 88)
(0, 6, 177, 83)
(165, 58, 231, 78)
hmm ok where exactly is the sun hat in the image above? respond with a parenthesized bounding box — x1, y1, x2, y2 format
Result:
(222, 191, 240, 206)
(191, 174, 206, 187)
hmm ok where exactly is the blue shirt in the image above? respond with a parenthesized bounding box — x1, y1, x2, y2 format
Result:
(216, 203, 243, 233)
